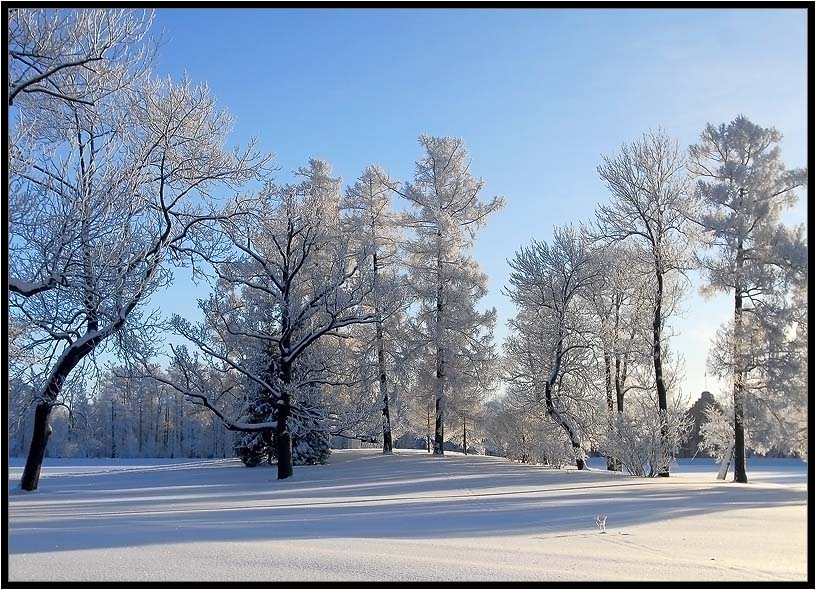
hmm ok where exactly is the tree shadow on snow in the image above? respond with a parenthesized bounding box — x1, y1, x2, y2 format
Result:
(7, 451, 807, 555)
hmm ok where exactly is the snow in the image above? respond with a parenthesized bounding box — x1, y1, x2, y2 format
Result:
(8, 450, 808, 582)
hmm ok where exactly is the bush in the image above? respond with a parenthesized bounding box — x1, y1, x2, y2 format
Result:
(600, 395, 692, 477)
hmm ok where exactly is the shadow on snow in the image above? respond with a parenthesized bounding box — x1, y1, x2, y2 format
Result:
(7, 450, 806, 555)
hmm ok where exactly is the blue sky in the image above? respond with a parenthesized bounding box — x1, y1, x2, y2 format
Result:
(148, 7, 808, 403)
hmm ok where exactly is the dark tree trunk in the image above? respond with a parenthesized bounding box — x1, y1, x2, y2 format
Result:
(653, 270, 670, 477)
(372, 250, 394, 455)
(543, 335, 586, 470)
(433, 231, 445, 455)
(734, 399, 747, 483)
(20, 403, 54, 491)
(613, 354, 625, 472)
(138, 402, 143, 455)
(376, 319, 393, 455)
(178, 395, 184, 456)
(604, 351, 617, 471)
(544, 381, 586, 470)
(574, 442, 586, 470)
(433, 389, 445, 455)
(155, 400, 162, 451)
(733, 234, 748, 484)
(212, 416, 217, 458)
(276, 356, 294, 480)
(163, 405, 169, 451)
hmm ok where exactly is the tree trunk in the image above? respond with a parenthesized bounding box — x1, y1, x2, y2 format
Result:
(604, 351, 617, 471)
(462, 416, 467, 455)
(615, 355, 625, 415)
(574, 443, 587, 470)
(653, 270, 670, 477)
(163, 405, 169, 452)
(178, 395, 185, 457)
(614, 353, 626, 472)
(111, 399, 116, 458)
(542, 332, 586, 470)
(733, 234, 748, 484)
(376, 319, 393, 455)
(372, 249, 394, 455)
(426, 404, 431, 452)
(20, 403, 54, 491)
(18, 252, 121, 489)
(433, 385, 445, 455)
(138, 401, 143, 456)
(276, 357, 294, 480)
(212, 416, 217, 458)
(155, 400, 162, 451)
(433, 236, 445, 455)
(544, 382, 586, 470)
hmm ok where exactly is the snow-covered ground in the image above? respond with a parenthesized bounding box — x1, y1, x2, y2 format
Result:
(7, 450, 808, 582)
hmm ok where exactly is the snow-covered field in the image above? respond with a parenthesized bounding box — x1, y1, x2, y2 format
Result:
(7, 450, 808, 582)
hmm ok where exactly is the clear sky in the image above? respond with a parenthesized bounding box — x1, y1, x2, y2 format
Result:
(148, 7, 809, 405)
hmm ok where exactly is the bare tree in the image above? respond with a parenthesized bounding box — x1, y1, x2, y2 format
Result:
(10, 69, 270, 490)
(504, 225, 599, 470)
(586, 242, 652, 470)
(8, 8, 153, 107)
(166, 160, 382, 479)
(594, 130, 693, 477)
(8, 9, 158, 300)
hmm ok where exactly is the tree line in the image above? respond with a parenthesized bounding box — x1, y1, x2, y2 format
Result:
(8, 9, 808, 491)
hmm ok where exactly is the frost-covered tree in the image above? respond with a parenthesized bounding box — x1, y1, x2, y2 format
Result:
(8, 8, 153, 108)
(594, 130, 694, 477)
(483, 397, 574, 467)
(698, 403, 736, 463)
(397, 135, 504, 455)
(504, 226, 599, 470)
(340, 165, 405, 454)
(689, 116, 808, 482)
(8, 362, 235, 460)
(167, 160, 382, 479)
(599, 393, 692, 477)
(8, 9, 156, 308)
(585, 242, 652, 470)
(10, 50, 269, 490)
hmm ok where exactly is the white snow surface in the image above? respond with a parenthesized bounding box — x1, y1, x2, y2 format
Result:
(7, 450, 808, 582)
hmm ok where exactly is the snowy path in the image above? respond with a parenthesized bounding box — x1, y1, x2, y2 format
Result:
(7, 450, 808, 582)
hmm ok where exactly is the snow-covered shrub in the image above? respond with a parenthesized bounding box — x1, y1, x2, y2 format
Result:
(234, 394, 276, 466)
(600, 395, 692, 477)
(536, 423, 576, 468)
(699, 392, 808, 462)
(698, 403, 734, 462)
(289, 409, 331, 465)
(483, 400, 577, 468)
(234, 430, 271, 467)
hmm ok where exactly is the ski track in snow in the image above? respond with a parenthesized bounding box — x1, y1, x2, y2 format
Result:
(7, 450, 808, 582)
